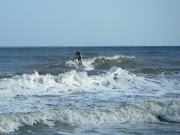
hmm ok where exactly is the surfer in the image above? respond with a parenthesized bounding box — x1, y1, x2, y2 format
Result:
(76, 50, 83, 66)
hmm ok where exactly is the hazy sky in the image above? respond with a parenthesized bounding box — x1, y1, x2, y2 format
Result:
(0, 0, 179, 47)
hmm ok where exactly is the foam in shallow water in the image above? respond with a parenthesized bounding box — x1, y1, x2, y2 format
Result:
(0, 100, 180, 134)
(0, 67, 179, 133)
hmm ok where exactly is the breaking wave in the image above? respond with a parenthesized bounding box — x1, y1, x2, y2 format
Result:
(0, 67, 178, 100)
(65, 55, 136, 70)
(0, 100, 180, 133)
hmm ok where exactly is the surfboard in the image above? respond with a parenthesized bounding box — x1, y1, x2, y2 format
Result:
(78, 65, 87, 70)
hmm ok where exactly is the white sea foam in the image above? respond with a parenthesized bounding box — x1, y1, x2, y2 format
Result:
(0, 100, 180, 134)
(0, 67, 178, 113)
(0, 67, 179, 133)
(66, 58, 95, 70)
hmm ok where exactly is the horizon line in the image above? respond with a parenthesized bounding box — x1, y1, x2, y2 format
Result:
(0, 45, 179, 48)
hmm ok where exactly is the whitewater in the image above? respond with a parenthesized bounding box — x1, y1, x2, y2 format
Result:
(0, 46, 179, 134)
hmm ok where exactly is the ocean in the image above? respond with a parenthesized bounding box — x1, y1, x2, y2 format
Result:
(0, 46, 179, 135)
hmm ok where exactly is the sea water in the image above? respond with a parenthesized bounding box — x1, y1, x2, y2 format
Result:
(0, 46, 179, 135)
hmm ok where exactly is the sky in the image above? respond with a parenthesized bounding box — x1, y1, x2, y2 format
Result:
(0, 0, 179, 47)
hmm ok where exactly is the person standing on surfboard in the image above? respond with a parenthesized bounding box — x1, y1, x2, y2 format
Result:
(76, 50, 83, 66)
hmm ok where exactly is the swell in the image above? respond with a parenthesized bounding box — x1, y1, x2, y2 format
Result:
(65, 55, 180, 74)
(65, 55, 139, 70)
(132, 67, 180, 74)
(92, 56, 139, 70)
